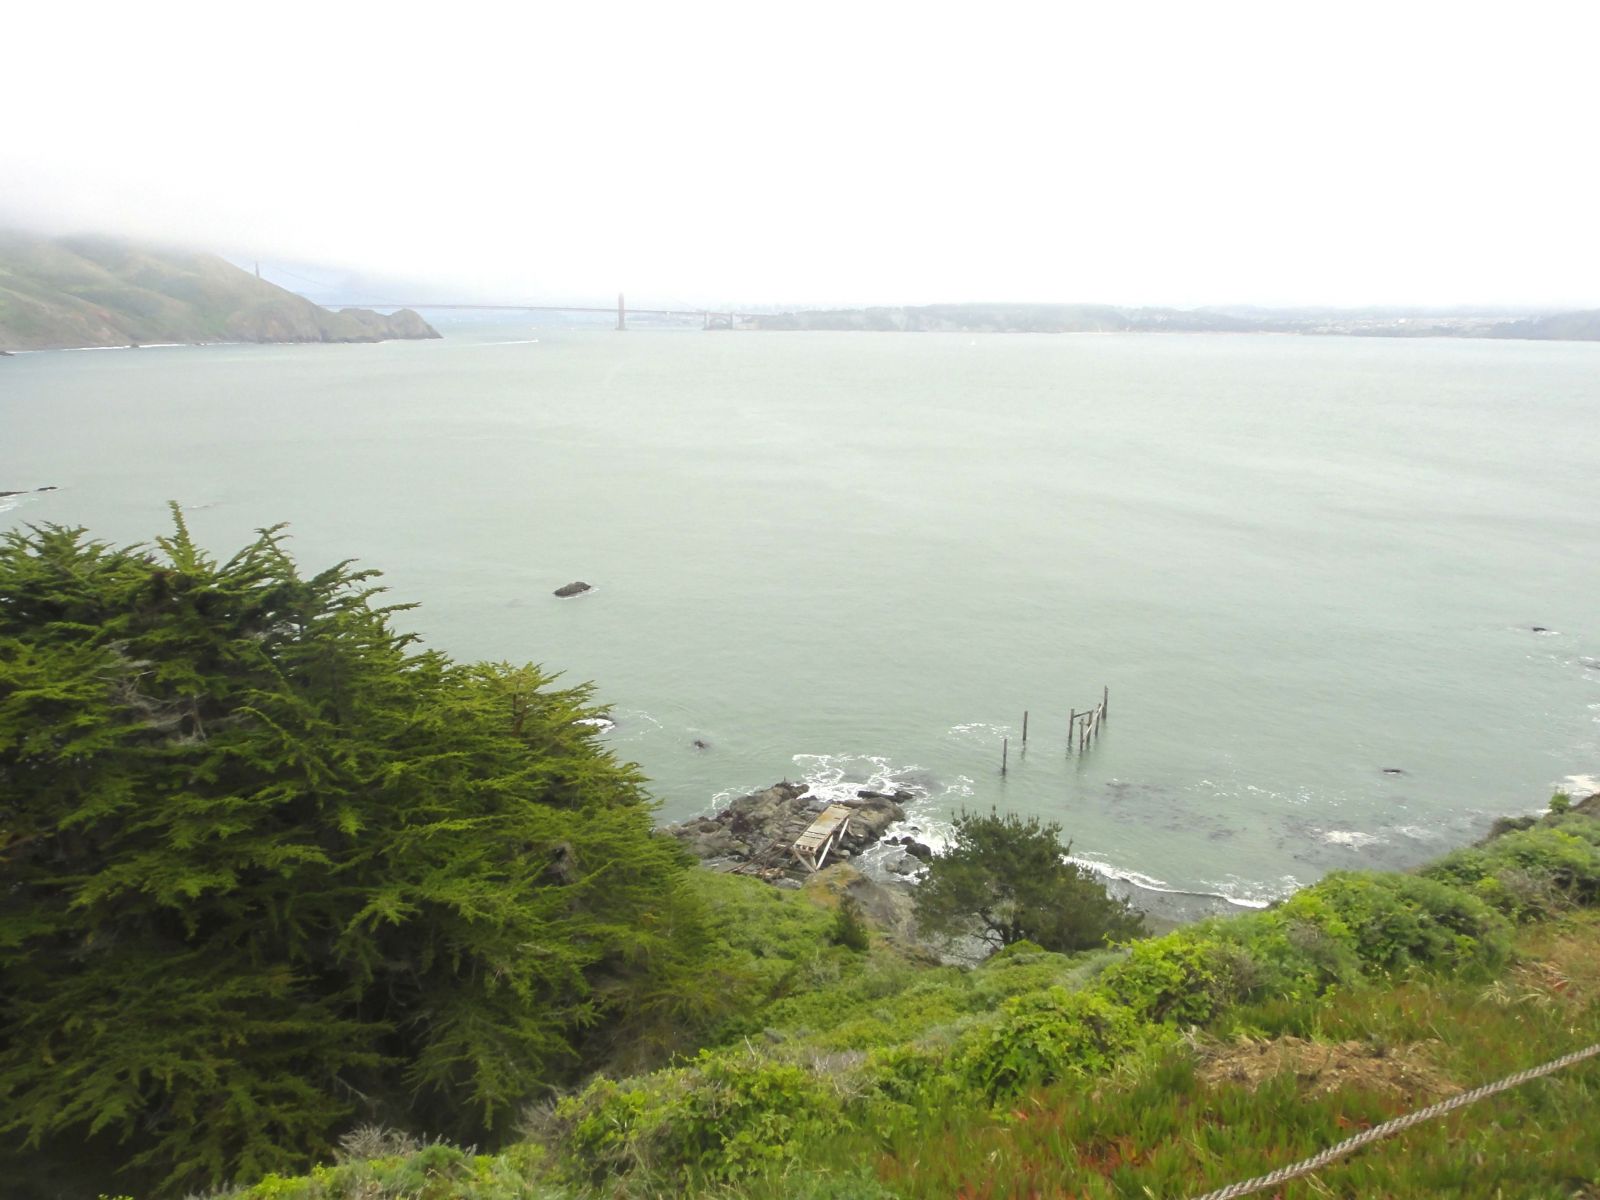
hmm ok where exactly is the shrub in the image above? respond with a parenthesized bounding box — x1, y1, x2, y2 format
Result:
(1308, 872, 1510, 973)
(1098, 935, 1242, 1025)
(956, 987, 1150, 1099)
(559, 1054, 841, 1185)
(915, 809, 1146, 953)
(830, 896, 873, 952)
(1425, 827, 1600, 915)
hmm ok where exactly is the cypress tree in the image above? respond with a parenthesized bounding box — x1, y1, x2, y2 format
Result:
(0, 509, 694, 1194)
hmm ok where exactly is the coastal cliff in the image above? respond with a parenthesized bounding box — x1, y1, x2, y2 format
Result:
(0, 230, 440, 351)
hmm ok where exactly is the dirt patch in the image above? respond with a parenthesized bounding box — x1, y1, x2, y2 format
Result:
(1196, 1036, 1460, 1101)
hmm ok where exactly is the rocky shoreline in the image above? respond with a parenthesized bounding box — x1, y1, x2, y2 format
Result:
(665, 781, 1243, 943)
(664, 780, 933, 883)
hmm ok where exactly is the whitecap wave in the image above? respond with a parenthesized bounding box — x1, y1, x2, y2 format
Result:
(1560, 773, 1600, 796)
(1317, 828, 1384, 849)
(1198, 873, 1301, 908)
(1069, 852, 1283, 909)
(944, 722, 1014, 744)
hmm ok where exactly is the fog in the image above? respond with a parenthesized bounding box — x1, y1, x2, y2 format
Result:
(5, 0, 1598, 309)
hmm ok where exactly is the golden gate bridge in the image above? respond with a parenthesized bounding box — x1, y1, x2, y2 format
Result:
(336, 294, 750, 330)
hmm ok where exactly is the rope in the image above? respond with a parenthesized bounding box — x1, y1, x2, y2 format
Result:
(1186, 1041, 1600, 1200)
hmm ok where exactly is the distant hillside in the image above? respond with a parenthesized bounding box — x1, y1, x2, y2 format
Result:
(0, 230, 440, 351)
(747, 302, 1274, 334)
(1487, 309, 1600, 341)
(747, 301, 1600, 341)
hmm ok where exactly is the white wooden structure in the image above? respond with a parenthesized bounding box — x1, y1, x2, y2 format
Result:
(791, 804, 853, 872)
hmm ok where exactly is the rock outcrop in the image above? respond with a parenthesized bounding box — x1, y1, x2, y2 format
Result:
(553, 581, 592, 598)
(0, 229, 442, 351)
(666, 781, 908, 881)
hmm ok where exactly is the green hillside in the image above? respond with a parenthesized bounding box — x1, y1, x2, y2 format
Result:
(209, 798, 1600, 1200)
(0, 230, 438, 350)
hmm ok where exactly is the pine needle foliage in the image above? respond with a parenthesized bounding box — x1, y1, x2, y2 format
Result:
(0, 510, 694, 1195)
(915, 809, 1147, 953)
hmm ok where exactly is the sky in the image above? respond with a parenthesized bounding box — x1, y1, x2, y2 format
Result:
(4, 0, 1598, 310)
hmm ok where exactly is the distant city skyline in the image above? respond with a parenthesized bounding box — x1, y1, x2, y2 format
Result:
(5, 0, 1598, 310)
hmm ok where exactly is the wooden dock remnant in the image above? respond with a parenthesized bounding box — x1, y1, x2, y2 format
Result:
(1068, 687, 1110, 754)
(791, 803, 854, 873)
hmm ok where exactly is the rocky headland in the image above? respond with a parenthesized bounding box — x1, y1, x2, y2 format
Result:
(665, 780, 930, 883)
(0, 229, 441, 351)
(668, 779, 1249, 943)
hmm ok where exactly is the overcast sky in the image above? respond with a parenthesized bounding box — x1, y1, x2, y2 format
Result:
(5, 0, 1597, 309)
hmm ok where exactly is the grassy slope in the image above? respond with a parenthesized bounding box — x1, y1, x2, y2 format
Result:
(0, 230, 437, 350)
(211, 799, 1600, 1200)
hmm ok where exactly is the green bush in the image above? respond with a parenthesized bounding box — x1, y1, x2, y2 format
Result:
(559, 1054, 842, 1185)
(232, 1141, 552, 1200)
(1425, 826, 1600, 916)
(1307, 872, 1509, 972)
(1097, 935, 1241, 1025)
(1211, 899, 1362, 1002)
(956, 987, 1150, 1099)
(830, 896, 873, 952)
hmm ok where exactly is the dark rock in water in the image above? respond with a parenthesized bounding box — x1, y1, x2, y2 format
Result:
(1382, 768, 1405, 776)
(553, 581, 592, 598)
(691, 738, 711, 751)
(889, 854, 922, 876)
(903, 839, 934, 861)
(35, 486, 57, 492)
(0, 349, 12, 356)
(0, 490, 21, 498)
(1531, 626, 1549, 633)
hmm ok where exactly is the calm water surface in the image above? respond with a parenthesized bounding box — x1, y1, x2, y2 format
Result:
(5, 325, 1597, 903)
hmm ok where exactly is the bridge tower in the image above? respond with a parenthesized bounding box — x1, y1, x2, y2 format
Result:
(616, 293, 626, 331)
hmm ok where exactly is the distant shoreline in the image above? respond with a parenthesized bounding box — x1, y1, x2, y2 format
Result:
(742, 301, 1600, 342)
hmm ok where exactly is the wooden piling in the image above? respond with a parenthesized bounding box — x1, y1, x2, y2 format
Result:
(1103, 685, 1109, 721)
(1067, 709, 1076, 753)
(1022, 710, 1029, 744)
(1002, 737, 1009, 775)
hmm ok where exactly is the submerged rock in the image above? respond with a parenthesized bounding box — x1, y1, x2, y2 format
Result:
(553, 581, 592, 598)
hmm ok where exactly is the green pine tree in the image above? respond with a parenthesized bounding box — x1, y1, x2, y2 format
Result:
(914, 809, 1146, 953)
(0, 509, 702, 1195)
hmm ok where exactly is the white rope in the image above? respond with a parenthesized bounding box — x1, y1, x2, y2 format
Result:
(1186, 1041, 1600, 1200)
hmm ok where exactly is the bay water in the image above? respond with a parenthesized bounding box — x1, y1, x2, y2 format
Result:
(4, 322, 1597, 905)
